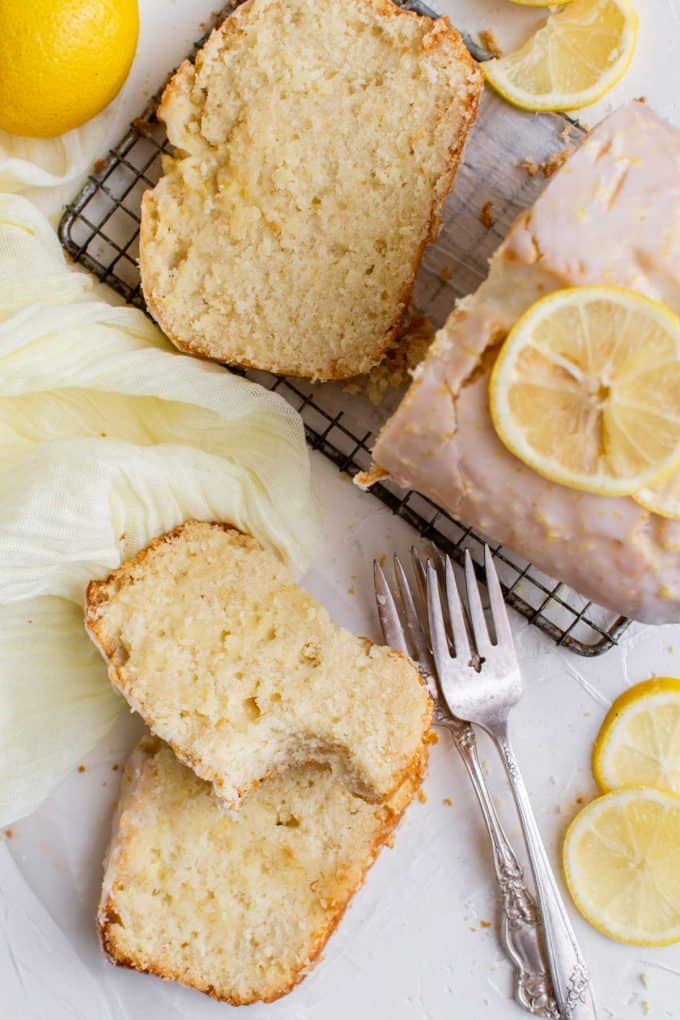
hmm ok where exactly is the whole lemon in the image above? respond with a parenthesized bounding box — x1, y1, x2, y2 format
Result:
(0, 0, 139, 138)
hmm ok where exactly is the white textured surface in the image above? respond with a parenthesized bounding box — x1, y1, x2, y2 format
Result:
(4, 1, 680, 1018)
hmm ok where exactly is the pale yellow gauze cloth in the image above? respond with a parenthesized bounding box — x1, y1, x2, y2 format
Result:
(0, 192, 322, 826)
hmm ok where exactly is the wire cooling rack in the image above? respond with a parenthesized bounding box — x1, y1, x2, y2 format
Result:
(58, 1, 630, 656)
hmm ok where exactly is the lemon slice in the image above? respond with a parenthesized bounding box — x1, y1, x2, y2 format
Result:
(635, 470, 680, 519)
(592, 678, 680, 794)
(489, 286, 680, 497)
(563, 787, 680, 945)
(483, 0, 639, 112)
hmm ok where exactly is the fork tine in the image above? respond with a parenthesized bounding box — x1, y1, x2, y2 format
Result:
(373, 561, 409, 657)
(411, 546, 428, 601)
(426, 561, 451, 666)
(484, 545, 514, 649)
(393, 555, 434, 672)
(444, 556, 472, 664)
(431, 544, 448, 575)
(464, 549, 492, 655)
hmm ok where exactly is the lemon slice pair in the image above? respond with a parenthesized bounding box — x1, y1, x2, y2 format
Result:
(490, 286, 680, 505)
(484, 0, 638, 112)
(563, 678, 680, 946)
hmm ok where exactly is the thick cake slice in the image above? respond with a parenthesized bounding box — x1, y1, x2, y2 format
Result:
(370, 103, 680, 624)
(99, 737, 427, 1004)
(85, 521, 431, 809)
(139, 0, 481, 380)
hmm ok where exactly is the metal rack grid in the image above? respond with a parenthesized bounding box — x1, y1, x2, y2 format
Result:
(58, 2, 631, 656)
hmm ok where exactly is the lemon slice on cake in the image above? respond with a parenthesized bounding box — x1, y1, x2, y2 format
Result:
(592, 678, 680, 794)
(563, 787, 680, 946)
(489, 286, 680, 497)
(483, 0, 638, 112)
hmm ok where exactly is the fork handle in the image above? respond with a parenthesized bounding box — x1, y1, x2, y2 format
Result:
(448, 721, 559, 1018)
(490, 723, 597, 1020)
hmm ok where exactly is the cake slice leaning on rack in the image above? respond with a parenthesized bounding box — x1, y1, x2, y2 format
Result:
(368, 103, 680, 624)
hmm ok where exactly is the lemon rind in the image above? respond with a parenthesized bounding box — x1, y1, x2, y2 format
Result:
(633, 484, 680, 520)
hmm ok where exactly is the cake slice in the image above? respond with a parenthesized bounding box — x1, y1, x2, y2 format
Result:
(369, 103, 680, 624)
(85, 521, 431, 809)
(98, 737, 427, 1004)
(139, 0, 481, 380)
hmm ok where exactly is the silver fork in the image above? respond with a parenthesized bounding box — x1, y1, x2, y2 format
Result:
(426, 546, 597, 1020)
(374, 551, 558, 1019)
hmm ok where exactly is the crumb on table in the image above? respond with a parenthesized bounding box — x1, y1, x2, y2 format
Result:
(442, 797, 453, 807)
(478, 28, 502, 58)
(479, 920, 492, 929)
(112, 763, 119, 771)
(480, 200, 495, 229)
(132, 117, 154, 134)
(77, 764, 86, 773)
(438, 265, 453, 282)
(518, 146, 575, 180)
(417, 789, 427, 804)
(4, 829, 13, 839)
(518, 158, 541, 178)
(342, 315, 433, 406)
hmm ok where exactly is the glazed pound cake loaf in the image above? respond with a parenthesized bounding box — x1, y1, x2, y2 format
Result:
(99, 737, 428, 1004)
(370, 104, 680, 623)
(139, 0, 481, 380)
(85, 521, 431, 809)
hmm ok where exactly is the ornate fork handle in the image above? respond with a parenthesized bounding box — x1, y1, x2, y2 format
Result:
(491, 723, 597, 1020)
(446, 718, 559, 1019)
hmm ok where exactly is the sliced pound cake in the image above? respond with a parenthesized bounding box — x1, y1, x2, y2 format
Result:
(99, 737, 427, 1004)
(139, 0, 481, 380)
(85, 521, 431, 809)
